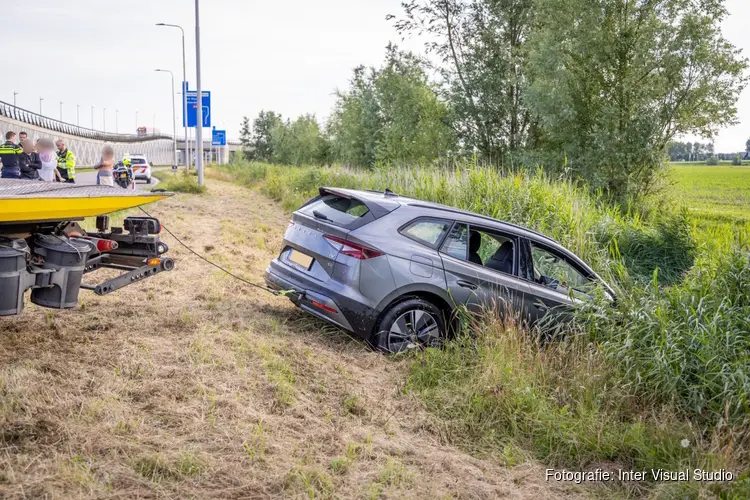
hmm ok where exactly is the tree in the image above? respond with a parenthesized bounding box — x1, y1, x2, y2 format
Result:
(328, 66, 382, 167)
(746, 138, 750, 154)
(329, 45, 455, 167)
(526, 0, 747, 202)
(250, 110, 283, 162)
(393, 0, 536, 160)
(271, 114, 327, 166)
(239, 116, 252, 160)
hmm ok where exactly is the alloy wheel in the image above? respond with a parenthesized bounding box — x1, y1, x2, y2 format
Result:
(387, 309, 441, 353)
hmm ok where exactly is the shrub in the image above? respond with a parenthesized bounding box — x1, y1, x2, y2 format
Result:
(160, 171, 207, 194)
(732, 154, 743, 166)
(706, 155, 720, 165)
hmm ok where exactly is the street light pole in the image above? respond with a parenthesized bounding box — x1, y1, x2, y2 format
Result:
(156, 22, 189, 169)
(13, 91, 18, 107)
(156, 69, 178, 168)
(194, 0, 204, 185)
(39, 97, 44, 115)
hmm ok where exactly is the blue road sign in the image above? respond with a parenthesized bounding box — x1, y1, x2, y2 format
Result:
(186, 90, 211, 127)
(211, 129, 227, 146)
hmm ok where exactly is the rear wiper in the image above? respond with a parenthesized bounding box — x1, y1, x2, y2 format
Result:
(312, 210, 330, 221)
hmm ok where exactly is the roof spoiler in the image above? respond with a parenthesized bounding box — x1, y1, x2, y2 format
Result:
(318, 187, 399, 219)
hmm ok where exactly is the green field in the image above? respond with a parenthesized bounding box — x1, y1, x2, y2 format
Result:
(670, 163, 750, 226)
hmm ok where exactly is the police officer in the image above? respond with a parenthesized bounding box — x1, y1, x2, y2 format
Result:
(0, 131, 23, 179)
(55, 139, 76, 183)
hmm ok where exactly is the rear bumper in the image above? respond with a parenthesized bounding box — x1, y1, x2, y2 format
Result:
(265, 259, 378, 339)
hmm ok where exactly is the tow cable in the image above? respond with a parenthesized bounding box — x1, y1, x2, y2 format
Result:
(139, 207, 297, 298)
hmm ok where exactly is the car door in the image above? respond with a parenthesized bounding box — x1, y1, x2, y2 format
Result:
(438, 222, 531, 317)
(519, 239, 594, 325)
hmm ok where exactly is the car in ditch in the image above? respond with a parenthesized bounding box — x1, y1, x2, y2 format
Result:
(265, 187, 614, 352)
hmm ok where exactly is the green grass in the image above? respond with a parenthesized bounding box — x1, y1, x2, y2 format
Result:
(160, 170, 207, 194)
(215, 160, 750, 497)
(670, 163, 750, 227)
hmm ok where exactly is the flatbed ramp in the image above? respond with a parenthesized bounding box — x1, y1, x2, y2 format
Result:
(0, 180, 171, 224)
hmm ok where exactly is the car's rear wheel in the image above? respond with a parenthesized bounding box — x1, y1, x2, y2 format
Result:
(147, 177, 152, 184)
(374, 298, 446, 353)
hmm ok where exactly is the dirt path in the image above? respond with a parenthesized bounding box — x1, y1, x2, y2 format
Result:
(0, 178, 587, 499)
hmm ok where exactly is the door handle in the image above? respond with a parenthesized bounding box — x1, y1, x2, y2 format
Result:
(457, 280, 478, 290)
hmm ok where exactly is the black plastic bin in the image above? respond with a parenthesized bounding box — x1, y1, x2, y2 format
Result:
(0, 244, 27, 316)
(31, 235, 92, 309)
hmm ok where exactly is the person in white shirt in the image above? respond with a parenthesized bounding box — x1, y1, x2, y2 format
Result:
(37, 139, 60, 182)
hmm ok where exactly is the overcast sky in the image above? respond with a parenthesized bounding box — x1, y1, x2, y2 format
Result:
(2, 0, 748, 152)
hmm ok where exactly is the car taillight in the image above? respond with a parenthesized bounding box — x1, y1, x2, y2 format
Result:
(323, 234, 383, 260)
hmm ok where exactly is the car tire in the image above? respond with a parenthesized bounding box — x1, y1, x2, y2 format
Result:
(374, 298, 446, 353)
(147, 177, 152, 184)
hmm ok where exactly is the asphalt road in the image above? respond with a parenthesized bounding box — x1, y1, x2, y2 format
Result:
(75, 170, 161, 190)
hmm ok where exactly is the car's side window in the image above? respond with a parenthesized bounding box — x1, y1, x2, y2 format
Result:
(469, 226, 516, 276)
(529, 243, 591, 294)
(440, 223, 469, 259)
(400, 218, 452, 248)
(439, 223, 517, 277)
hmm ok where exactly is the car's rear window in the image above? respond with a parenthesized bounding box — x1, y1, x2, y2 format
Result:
(302, 195, 370, 227)
(130, 158, 147, 165)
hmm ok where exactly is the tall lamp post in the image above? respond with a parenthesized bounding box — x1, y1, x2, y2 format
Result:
(194, 0, 204, 185)
(156, 22, 189, 170)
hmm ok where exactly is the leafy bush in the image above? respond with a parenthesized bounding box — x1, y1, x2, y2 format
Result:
(732, 154, 743, 166)
(706, 155, 720, 165)
(160, 171, 207, 194)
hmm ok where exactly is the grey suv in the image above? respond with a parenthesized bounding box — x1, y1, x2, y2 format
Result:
(266, 188, 614, 352)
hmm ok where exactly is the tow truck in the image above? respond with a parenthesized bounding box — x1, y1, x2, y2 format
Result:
(0, 180, 174, 316)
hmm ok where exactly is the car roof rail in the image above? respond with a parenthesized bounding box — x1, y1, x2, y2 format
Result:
(365, 188, 399, 197)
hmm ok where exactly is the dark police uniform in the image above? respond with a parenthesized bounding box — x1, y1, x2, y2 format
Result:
(0, 140, 22, 179)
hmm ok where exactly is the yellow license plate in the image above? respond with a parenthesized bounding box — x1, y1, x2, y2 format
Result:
(289, 249, 313, 269)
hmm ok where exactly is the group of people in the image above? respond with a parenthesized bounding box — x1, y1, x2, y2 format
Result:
(0, 130, 76, 182)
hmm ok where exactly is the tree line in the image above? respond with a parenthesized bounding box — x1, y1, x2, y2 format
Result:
(240, 0, 747, 203)
(667, 139, 750, 163)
